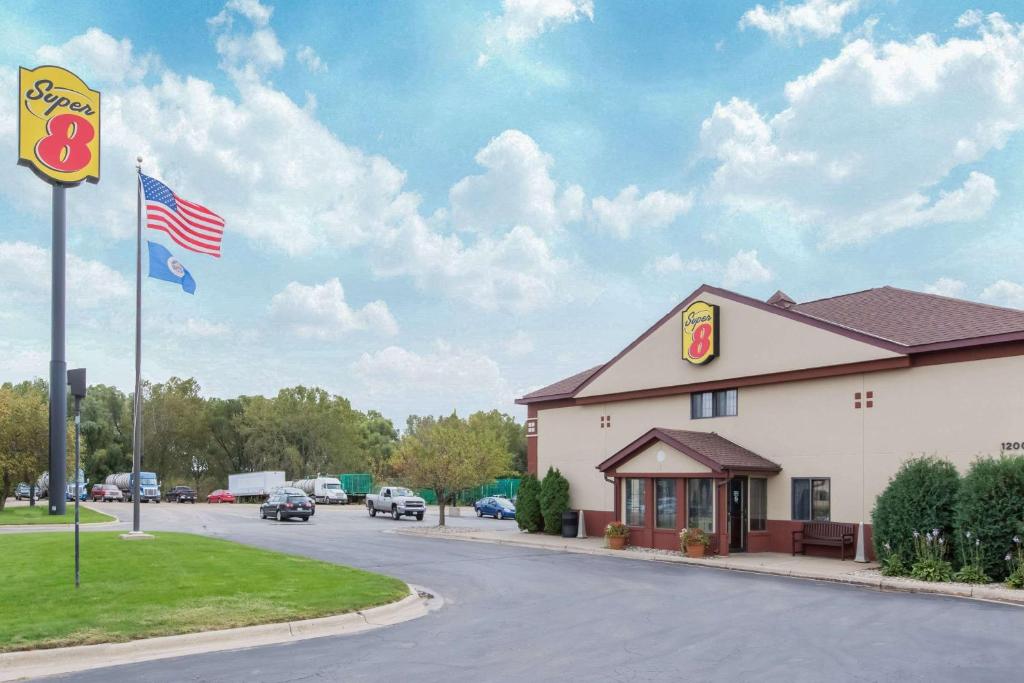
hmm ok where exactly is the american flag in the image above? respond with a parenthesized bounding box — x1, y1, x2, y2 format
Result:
(140, 173, 225, 258)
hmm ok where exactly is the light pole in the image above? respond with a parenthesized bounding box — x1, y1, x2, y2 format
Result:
(68, 368, 87, 587)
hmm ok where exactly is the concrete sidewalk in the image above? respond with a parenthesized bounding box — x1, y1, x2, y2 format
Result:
(396, 526, 1024, 607)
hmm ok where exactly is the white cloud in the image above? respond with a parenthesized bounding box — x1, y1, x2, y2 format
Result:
(980, 280, 1024, 309)
(0, 241, 130, 307)
(449, 130, 581, 234)
(740, 0, 860, 43)
(484, 0, 594, 49)
(182, 318, 232, 337)
(590, 185, 693, 239)
(0, 345, 48, 381)
(296, 45, 327, 73)
(724, 250, 773, 287)
(924, 277, 968, 299)
(36, 28, 152, 84)
(209, 0, 275, 28)
(352, 340, 511, 416)
(504, 330, 535, 356)
(702, 15, 1024, 247)
(648, 253, 717, 277)
(268, 278, 398, 339)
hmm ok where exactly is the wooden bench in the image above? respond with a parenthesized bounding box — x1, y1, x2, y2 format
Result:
(792, 522, 856, 560)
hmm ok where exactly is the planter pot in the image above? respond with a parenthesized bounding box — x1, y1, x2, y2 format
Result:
(607, 536, 627, 550)
(685, 544, 706, 558)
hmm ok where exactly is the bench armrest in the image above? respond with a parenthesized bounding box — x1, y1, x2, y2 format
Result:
(842, 533, 855, 543)
(792, 529, 804, 539)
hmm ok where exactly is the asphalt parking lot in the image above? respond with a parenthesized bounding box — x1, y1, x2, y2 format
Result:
(32, 501, 1024, 682)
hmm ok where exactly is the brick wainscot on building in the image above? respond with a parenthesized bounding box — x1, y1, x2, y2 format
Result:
(517, 284, 1024, 557)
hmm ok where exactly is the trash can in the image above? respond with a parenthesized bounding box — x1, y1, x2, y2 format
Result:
(561, 510, 579, 538)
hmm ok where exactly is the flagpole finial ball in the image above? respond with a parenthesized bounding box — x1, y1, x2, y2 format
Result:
(136, 156, 143, 164)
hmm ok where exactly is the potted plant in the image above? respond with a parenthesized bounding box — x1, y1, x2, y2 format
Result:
(680, 527, 710, 558)
(604, 521, 630, 549)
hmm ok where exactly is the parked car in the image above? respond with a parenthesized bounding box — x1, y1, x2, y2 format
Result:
(271, 487, 315, 515)
(260, 493, 313, 521)
(90, 484, 124, 502)
(166, 486, 197, 503)
(14, 483, 33, 501)
(475, 496, 516, 520)
(366, 486, 426, 520)
(207, 489, 236, 504)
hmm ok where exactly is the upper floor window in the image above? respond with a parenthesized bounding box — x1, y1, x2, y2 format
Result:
(690, 389, 738, 419)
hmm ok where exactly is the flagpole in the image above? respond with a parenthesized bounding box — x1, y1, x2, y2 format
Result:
(131, 156, 143, 535)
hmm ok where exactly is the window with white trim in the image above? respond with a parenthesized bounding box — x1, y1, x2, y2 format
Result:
(686, 478, 714, 533)
(791, 478, 830, 521)
(624, 478, 646, 527)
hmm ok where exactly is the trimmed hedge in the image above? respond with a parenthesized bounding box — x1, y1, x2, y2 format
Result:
(955, 457, 1024, 581)
(540, 467, 570, 535)
(871, 457, 960, 561)
(515, 473, 543, 533)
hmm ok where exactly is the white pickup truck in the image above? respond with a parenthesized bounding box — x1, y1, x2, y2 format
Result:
(366, 486, 426, 521)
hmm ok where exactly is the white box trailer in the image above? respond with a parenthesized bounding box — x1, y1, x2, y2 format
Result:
(228, 471, 286, 500)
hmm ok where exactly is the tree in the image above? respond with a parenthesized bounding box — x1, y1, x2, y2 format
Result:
(467, 410, 527, 474)
(0, 385, 71, 511)
(360, 410, 398, 481)
(142, 378, 212, 490)
(516, 473, 542, 532)
(540, 467, 570, 534)
(392, 413, 509, 526)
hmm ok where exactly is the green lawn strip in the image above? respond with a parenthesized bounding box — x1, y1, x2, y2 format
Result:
(0, 531, 408, 652)
(0, 505, 115, 526)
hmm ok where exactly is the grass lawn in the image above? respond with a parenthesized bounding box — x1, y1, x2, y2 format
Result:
(0, 505, 115, 525)
(0, 532, 409, 652)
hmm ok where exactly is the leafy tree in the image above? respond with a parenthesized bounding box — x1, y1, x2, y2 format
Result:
(0, 385, 72, 511)
(392, 413, 509, 526)
(540, 467, 570, 534)
(360, 410, 398, 481)
(871, 457, 961, 562)
(467, 410, 527, 474)
(516, 473, 543, 532)
(142, 378, 212, 490)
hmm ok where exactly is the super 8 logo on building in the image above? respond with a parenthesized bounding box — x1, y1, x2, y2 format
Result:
(18, 65, 101, 186)
(682, 300, 719, 365)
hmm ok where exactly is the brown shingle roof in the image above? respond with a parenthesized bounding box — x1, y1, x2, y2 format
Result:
(518, 365, 603, 401)
(791, 286, 1024, 347)
(598, 428, 781, 473)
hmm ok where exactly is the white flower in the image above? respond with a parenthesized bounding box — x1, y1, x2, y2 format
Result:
(939, 538, 945, 545)
(965, 531, 972, 539)
(932, 528, 940, 537)
(976, 539, 981, 547)
(1014, 536, 1021, 545)
(913, 530, 920, 539)
(1007, 553, 1014, 562)
(883, 542, 891, 551)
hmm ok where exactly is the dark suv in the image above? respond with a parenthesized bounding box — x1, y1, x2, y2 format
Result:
(260, 493, 313, 521)
(166, 486, 197, 503)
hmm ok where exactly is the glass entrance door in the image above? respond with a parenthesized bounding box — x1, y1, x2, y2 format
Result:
(729, 476, 747, 552)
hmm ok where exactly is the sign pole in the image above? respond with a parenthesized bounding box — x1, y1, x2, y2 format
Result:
(132, 158, 142, 533)
(74, 393, 81, 587)
(49, 184, 67, 516)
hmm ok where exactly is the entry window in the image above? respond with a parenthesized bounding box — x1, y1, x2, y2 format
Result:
(749, 478, 767, 531)
(655, 479, 676, 529)
(690, 389, 738, 419)
(686, 478, 714, 533)
(624, 478, 646, 527)
(791, 478, 830, 521)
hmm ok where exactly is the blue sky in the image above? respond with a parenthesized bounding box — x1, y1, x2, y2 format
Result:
(3, 0, 1024, 425)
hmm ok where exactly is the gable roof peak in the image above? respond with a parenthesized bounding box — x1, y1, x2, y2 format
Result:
(766, 290, 796, 308)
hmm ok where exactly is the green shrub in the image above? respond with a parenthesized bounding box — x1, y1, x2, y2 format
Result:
(1004, 537, 1024, 588)
(539, 467, 570, 535)
(871, 457, 960, 561)
(515, 474, 543, 533)
(909, 530, 953, 582)
(877, 542, 910, 577)
(955, 456, 1024, 580)
(952, 531, 990, 584)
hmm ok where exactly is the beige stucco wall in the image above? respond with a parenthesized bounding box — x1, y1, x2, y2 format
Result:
(537, 355, 1024, 522)
(577, 292, 901, 399)
(615, 441, 711, 474)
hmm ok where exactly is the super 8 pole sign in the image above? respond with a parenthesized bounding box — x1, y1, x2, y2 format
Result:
(682, 300, 719, 365)
(17, 65, 101, 186)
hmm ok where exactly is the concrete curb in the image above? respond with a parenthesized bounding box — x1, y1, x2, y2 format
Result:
(396, 529, 1024, 607)
(0, 583, 436, 682)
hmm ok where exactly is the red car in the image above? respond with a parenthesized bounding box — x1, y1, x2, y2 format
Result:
(91, 484, 124, 502)
(207, 489, 236, 504)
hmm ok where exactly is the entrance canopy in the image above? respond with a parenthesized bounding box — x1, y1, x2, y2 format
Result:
(597, 428, 781, 474)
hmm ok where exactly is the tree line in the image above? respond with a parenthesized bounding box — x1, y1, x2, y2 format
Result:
(0, 376, 526, 502)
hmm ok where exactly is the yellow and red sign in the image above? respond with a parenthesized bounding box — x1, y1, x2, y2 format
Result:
(682, 300, 719, 365)
(18, 65, 101, 186)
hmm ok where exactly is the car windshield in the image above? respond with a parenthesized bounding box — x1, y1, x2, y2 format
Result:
(392, 488, 413, 497)
(139, 474, 158, 486)
(324, 482, 340, 489)
(495, 497, 514, 506)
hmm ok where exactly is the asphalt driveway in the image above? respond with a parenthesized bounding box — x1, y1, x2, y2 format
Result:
(43, 502, 1024, 682)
